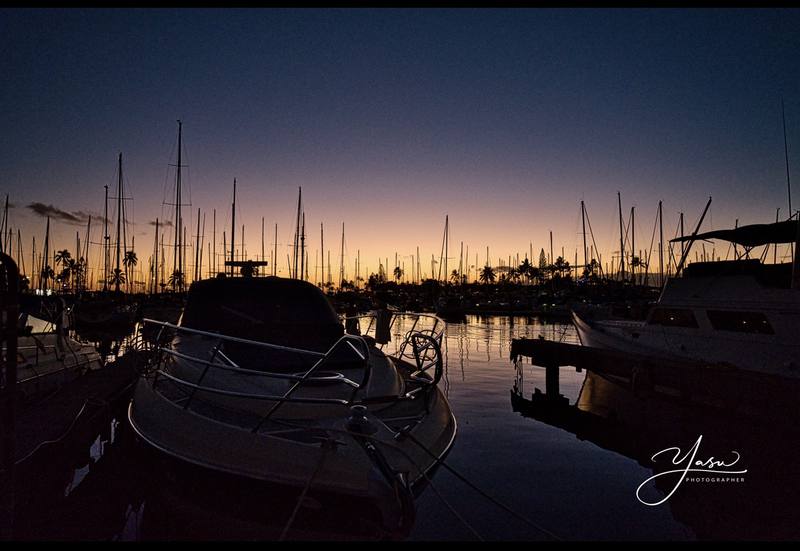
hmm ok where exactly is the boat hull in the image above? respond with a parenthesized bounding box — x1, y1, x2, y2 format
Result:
(127, 354, 456, 537)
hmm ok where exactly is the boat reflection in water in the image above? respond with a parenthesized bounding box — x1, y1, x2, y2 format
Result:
(511, 362, 800, 540)
(127, 275, 456, 540)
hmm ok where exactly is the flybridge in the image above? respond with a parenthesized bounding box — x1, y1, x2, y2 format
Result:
(670, 219, 800, 248)
(224, 259, 269, 277)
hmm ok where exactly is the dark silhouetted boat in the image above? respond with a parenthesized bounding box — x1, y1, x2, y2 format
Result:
(127, 275, 456, 538)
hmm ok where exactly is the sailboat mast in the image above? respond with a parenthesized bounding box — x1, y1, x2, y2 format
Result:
(194, 207, 201, 283)
(459, 241, 464, 285)
(174, 120, 183, 288)
(153, 218, 159, 293)
(444, 214, 450, 283)
(199, 212, 205, 280)
(618, 191, 625, 282)
(41, 217, 50, 291)
(658, 201, 664, 287)
(0, 195, 7, 254)
(230, 179, 236, 276)
(293, 187, 302, 278)
(631, 206, 636, 284)
(581, 200, 588, 270)
(102, 184, 109, 290)
(320, 222, 324, 286)
(339, 222, 344, 288)
(300, 212, 306, 281)
(274, 223, 278, 276)
(115, 153, 123, 292)
(83, 216, 91, 292)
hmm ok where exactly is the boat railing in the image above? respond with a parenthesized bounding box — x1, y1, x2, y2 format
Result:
(137, 318, 373, 430)
(341, 311, 445, 388)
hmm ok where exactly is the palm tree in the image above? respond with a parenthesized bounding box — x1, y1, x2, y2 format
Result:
(57, 267, 70, 291)
(518, 258, 533, 284)
(393, 266, 403, 282)
(553, 256, 568, 278)
(530, 267, 543, 285)
(109, 267, 126, 291)
(123, 250, 138, 293)
(450, 269, 460, 284)
(55, 249, 71, 269)
(479, 265, 496, 285)
(168, 269, 185, 292)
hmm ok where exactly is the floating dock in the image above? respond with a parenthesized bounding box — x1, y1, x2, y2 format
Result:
(510, 338, 800, 424)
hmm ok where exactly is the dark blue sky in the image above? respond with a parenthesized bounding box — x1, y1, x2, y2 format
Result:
(2, 8, 799, 280)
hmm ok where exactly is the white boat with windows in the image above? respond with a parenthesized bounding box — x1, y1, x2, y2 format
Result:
(11, 309, 104, 399)
(127, 276, 456, 537)
(573, 219, 800, 377)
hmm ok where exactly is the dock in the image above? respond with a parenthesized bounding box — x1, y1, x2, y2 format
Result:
(510, 338, 800, 424)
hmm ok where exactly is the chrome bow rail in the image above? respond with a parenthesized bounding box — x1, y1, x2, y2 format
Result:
(341, 311, 445, 389)
(136, 311, 446, 431)
(138, 318, 373, 429)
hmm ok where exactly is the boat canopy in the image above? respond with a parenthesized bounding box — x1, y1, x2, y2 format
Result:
(670, 219, 799, 247)
(181, 276, 344, 352)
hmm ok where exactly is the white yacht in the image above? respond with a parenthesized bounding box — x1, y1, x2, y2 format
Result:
(573, 219, 800, 377)
(128, 276, 456, 538)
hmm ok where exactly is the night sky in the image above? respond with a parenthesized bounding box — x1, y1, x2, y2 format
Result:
(2, 8, 799, 282)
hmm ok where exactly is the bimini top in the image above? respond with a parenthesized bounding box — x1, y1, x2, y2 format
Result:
(671, 219, 799, 248)
(181, 276, 343, 352)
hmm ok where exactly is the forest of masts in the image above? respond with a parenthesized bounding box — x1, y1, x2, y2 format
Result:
(2, 118, 795, 296)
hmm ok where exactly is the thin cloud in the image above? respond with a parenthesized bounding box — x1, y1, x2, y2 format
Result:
(27, 202, 87, 225)
(149, 219, 173, 227)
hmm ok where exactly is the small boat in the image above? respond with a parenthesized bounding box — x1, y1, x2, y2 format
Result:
(12, 309, 104, 400)
(573, 218, 800, 377)
(128, 275, 456, 538)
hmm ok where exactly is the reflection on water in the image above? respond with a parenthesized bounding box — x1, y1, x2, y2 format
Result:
(10, 314, 797, 540)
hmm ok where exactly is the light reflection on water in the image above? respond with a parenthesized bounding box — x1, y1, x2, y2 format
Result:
(404, 316, 690, 541)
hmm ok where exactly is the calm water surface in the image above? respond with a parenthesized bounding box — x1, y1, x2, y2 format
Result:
(14, 315, 798, 540)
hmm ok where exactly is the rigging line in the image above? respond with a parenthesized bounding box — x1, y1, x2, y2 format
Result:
(269, 418, 484, 541)
(404, 432, 562, 541)
(582, 204, 605, 277)
(278, 439, 332, 541)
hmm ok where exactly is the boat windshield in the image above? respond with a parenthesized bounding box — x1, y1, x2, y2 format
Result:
(180, 276, 345, 353)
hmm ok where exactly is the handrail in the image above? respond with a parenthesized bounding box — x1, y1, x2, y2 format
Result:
(160, 347, 361, 387)
(141, 318, 326, 358)
(155, 369, 352, 405)
(143, 319, 372, 428)
(140, 311, 445, 430)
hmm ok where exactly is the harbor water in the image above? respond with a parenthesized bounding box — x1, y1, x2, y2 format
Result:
(13, 314, 799, 541)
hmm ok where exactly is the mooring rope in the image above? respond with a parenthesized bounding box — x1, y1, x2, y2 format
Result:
(268, 419, 490, 540)
(278, 439, 332, 541)
(404, 431, 563, 541)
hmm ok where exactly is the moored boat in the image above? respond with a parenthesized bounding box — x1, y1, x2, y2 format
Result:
(573, 219, 800, 377)
(127, 275, 456, 538)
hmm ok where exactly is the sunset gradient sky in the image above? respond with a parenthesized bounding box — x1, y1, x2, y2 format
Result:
(2, 8, 799, 284)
